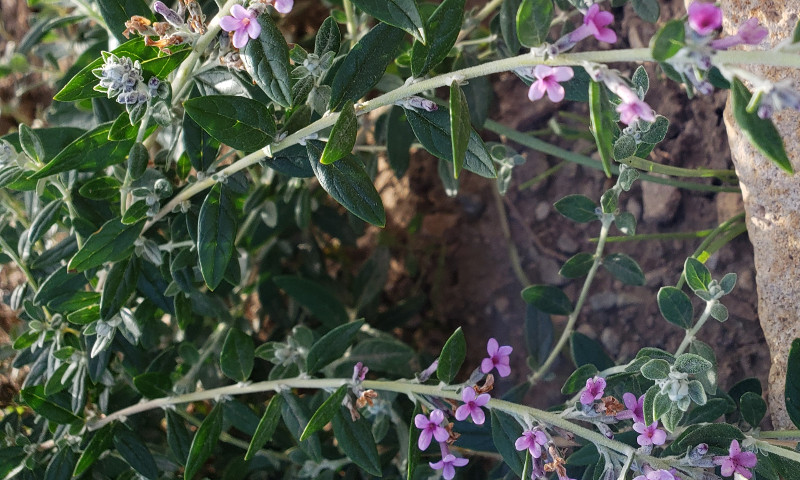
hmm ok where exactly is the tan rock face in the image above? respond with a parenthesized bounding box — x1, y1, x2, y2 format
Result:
(721, 0, 800, 428)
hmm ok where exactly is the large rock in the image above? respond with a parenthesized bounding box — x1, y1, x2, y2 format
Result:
(721, 0, 800, 429)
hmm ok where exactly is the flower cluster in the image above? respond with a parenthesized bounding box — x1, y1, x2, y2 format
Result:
(92, 54, 147, 105)
(123, 0, 206, 52)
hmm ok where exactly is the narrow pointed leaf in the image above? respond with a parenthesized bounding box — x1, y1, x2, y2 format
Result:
(301, 385, 348, 440)
(100, 257, 140, 320)
(332, 408, 382, 476)
(437, 327, 466, 384)
(197, 184, 237, 291)
(449, 81, 470, 178)
(273, 275, 348, 328)
(350, 0, 425, 43)
(306, 320, 365, 374)
(315, 17, 341, 56)
(32, 123, 135, 179)
(786, 338, 800, 428)
(220, 327, 254, 382)
(68, 218, 144, 272)
(410, 0, 465, 77)
(74, 425, 115, 476)
(166, 410, 192, 465)
(184, 95, 275, 153)
(281, 393, 323, 461)
(589, 81, 615, 177)
(113, 428, 158, 480)
(184, 403, 224, 480)
(242, 14, 292, 107)
(245, 395, 284, 461)
(320, 103, 358, 165)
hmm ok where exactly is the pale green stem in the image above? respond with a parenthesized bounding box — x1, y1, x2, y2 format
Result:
(51, 180, 84, 249)
(342, 0, 358, 47)
(593, 228, 717, 244)
(756, 441, 800, 464)
(675, 213, 746, 289)
(757, 430, 800, 439)
(674, 300, 716, 356)
(0, 235, 38, 290)
(617, 156, 738, 183)
(617, 449, 636, 480)
(528, 215, 613, 384)
(146, 47, 789, 232)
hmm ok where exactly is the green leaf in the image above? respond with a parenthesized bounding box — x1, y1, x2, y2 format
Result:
(500, 0, 523, 52)
(731, 78, 793, 173)
(26, 200, 63, 250)
(410, 0, 464, 77)
(562, 253, 599, 281)
(245, 395, 284, 461)
(554, 194, 598, 223)
(561, 364, 598, 394)
(242, 14, 292, 108)
(719, 273, 737, 294)
(589, 81, 615, 178)
(321, 103, 358, 164)
(166, 410, 192, 465)
(651, 20, 686, 62)
(632, 66, 650, 97)
(687, 379, 707, 407)
(710, 303, 728, 322)
(68, 218, 144, 272)
(684, 257, 712, 293)
(632, 0, 659, 22)
(98, 0, 153, 43)
(614, 211, 636, 236)
(79, 177, 122, 200)
(491, 409, 526, 476)
(449, 81, 471, 178)
(20, 385, 80, 424)
(220, 327, 255, 383)
(184, 95, 275, 153)
(386, 106, 415, 178)
(738, 391, 766, 427)
(403, 107, 496, 178)
(332, 407, 382, 476)
(653, 391, 672, 420)
(281, 392, 323, 462)
(273, 275, 348, 328)
(45, 447, 77, 480)
(100, 257, 140, 320)
(683, 398, 729, 425)
(329, 22, 405, 110)
(516, 0, 554, 47)
(301, 385, 348, 441)
(689, 340, 718, 395)
(315, 17, 341, 56)
(346, 338, 415, 376)
(198, 184, 237, 291)
(133, 372, 172, 398)
(641, 358, 670, 380)
(32, 123, 134, 179)
(613, 135, 637, 161)
(521, 284, 573, 315)
(785, 338, 800, 428)
(640, 115, 670, 144)
(602, 252, 645, 286)
(184, 403, 224, 480)
(19, 124, 44, 164)
(74, 425, 115, 476)
(655, 287, 693, 329)
(350, 0, 425, 43)
(126, 142, 148, 180)
(307, 141, 386, 227)
(570, 332, 614, 370)
(525, 304, 553, 366)
(408, 402, 422, 478)
(183, 88, 219, 172)
(54, 39, 189, 102)
(674, 353, 712, 374)
(437, 327, 466, 384)
(269, 144, 314, 178)
(662, 404, 684, 432)
(642, 385, 658, 425)
(113, 428, 158, 480)
(672, 423, 743, 453)
(306, 320, 364, 374)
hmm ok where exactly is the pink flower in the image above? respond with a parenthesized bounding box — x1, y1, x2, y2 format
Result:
(515, 429, 548, 458)
(481, 338, 512, 377)
(711, 18, 769, 50)
(616, 88, 656, 125)
(580, 376, 606, 405)
(271, 0, 293, 14)
(687, 2, 723, 36)
(713, 440, 758, 479)
(220, 4, 261, 49)
(528, 66, 574, 103)
(414, 409, 450, 451)
(569, 4, 617, 44)
(430, 453, 469, 480)
(455, 388, 490, 425)
(616, 393, 645, 423)
(634, 469, 676, 480)
(633, 421, 667, 446)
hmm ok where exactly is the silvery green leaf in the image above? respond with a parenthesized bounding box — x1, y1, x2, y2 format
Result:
(662, 404, 683, 432)
(719, 273, 737, 295)
(614, 212, 636, 236)
(641, 358, 670, 380)
(631, 66, 649, 98)
(613, 135, 636, 160)
(710, 302, 729, 322)
(653, 391, 672, 420)
(618, 167, 639, 191)
(640, 116, 669, 144)
(688, 380, 707, 406)
(677, 394, 692, 412)
(674, 353, 712, 374)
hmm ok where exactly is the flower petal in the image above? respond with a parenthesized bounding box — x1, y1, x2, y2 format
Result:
(418, 430, 432, 450)
(547, 83, 566, 102)
(274, 0, 294, 13)
(594, 28, 618, 44)
(232, 29, 249, 49)
(219, 16, 241, 32)
(430, 409, 444, 424)
(553, 67, 575, 82)
(455, 404, 470, 421)
(230, 3, 249, 19)
(481, 357, 495, 373)
(487, 338, 499, 355)
(471, 408, 485, 425)
(247, 18, 261, 39)
(496, 363, 512, 377)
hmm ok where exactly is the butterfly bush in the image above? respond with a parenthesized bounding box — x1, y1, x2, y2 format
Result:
(3, 0, 800, 479)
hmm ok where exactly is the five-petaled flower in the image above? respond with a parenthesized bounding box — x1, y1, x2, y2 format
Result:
(569, 4, 618, 44)
(616, 88, 656, 125)
(481, 338, 512, 377)
(220, 4, 261, 49)
(633, 421, 667, 446)
(687, 2, 723, 36)
(580, 376, 606, 405)
(616, 392, 645, 423)
(711, 17, 769, 50)
(430, 453, 469, 480)
(713, 440, 758, 479)
(414, 409, 450, 450)
(455, 388, 490, 425)
(528, 66, 575, 103)
(515, 429, 548, 458)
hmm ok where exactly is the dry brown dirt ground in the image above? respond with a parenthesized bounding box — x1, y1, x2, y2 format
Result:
(0, 0, 769, 414)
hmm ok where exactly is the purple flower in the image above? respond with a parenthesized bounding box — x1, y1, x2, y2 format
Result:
(569, 4, 617, 44)
(687, 2, 723, 36)
(616, 393, 645, 423)
(580, 376, 606, 405)
(634, 469, 676, 480)
(270, 0, 293, 14)
(528, 66, 575, 103)
(616, 88, 656, 125)
(481, 338, 512, 377)
(633, 421, 667, 446)
(713, 440, 757, 479)
(414, 409, 450, 451)
(220, 4, 261, 49)
(515, 429, 548, 458)
(352, 362, 368, 381)
(711, 18, 769, 50)
(455, 388, 490, 425)
(430, 453, 469, 480)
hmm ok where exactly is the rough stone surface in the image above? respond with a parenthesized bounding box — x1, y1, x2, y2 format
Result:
(721, 0, 800, 429)
(641, 179, 682, 224)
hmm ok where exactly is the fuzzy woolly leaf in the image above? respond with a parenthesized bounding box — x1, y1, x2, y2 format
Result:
(74, 425, 115, 476)
(437, 327, 466, 384)
(653, 391, 672, 420)
(719, 272, 737, 295)
(410, 0, 465, 77)
(710, 302, 728, 322)
(615, 211, 636, 236)
(689, 340, 718, 395)
(554, 194, 598, 223)
(273, 275, 348, 328)
(640, 116, 670, 144)
(740, 391, 766, 428)
(643, 385, 658, 425)
(561, 363, 598, 395)
(662, 404, 683, 432)
(320, 103, 358, 165)
(281, 393, 323, 461)
(632, 0, 659, 22)
(684, 257, 712, 293)
(242, 15, 292, 107)
(687, 380, 707, 407)
(674, 353, 712, 374)
(614, 135, 637, 160)
(570, 332, 614, 370)
(672, 423, 743, 452)
(641, 359, 670, 380)
(516, 0, 554, 47)
(521, 284, 573, 315)
(602, 252, 645, 286)
(315, 17, 341, 56)
(32, 123, 135, 179)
